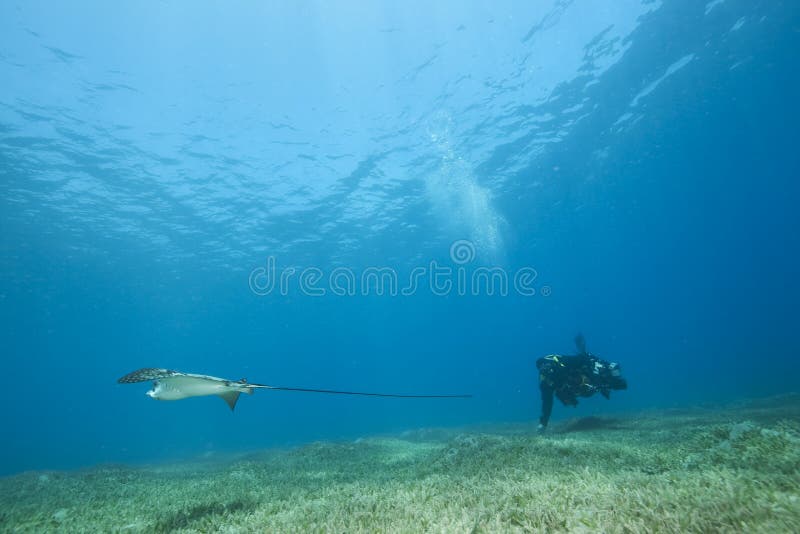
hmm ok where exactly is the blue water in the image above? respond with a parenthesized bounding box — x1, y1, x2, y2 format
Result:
(1, 1, 798, 476)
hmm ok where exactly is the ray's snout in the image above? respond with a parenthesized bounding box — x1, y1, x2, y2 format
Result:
(146, 380, 161, 399)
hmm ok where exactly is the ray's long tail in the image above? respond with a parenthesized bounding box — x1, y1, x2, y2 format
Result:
(247, 383, 471, 398)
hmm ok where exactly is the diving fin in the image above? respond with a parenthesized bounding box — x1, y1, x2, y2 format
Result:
(575, 333, 587, 355)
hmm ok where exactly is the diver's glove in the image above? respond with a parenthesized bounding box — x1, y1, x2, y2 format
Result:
(537, 423, 546, 434)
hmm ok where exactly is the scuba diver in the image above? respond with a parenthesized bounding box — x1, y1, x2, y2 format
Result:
(536, 334, 627, 432)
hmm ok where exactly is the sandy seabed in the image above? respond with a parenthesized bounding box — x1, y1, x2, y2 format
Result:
(2, 395, 799, 533)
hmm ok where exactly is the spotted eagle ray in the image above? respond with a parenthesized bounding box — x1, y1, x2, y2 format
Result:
(118, 368, 471, 411)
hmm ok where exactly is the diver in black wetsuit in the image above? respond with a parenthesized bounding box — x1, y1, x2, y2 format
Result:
(536, 334, 627, 432)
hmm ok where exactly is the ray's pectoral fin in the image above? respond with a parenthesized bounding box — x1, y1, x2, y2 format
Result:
(118, 368, 179, 384)
(218, 391, 242, 411)
(218, 385, 255, 411)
